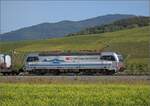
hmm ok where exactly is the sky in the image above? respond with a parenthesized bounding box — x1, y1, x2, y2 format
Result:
(0, 0, 149, 34)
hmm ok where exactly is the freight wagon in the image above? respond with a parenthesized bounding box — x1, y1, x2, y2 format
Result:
(0, 54, 13, 75)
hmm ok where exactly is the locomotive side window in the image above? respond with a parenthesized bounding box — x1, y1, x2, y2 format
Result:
(100, 55, 116, 61)
(27, 56, 39, 62)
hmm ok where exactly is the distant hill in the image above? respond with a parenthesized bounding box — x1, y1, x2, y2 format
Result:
(0, 14, 135, 41)
(67, 16, 150, 36)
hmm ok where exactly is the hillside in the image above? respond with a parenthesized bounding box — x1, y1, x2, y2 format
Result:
(0, 14, 134, 41)
(68, 16, 150, 36)
(0, 26, 149, 74)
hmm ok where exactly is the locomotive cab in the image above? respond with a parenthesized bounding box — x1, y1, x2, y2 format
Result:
(100, 52, 125, 72)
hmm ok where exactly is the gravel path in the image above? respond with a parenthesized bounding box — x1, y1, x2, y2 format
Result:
(0, 76, 150, 84)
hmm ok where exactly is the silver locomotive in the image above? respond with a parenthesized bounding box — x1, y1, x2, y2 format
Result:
(24, 52, 125, 75)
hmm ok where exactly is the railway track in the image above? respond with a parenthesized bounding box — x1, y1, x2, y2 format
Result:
(0, 75, 150, 84)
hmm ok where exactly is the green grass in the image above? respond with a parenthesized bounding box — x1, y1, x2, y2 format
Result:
(0, 26, 150, 74)
(0, 83, 150, 106)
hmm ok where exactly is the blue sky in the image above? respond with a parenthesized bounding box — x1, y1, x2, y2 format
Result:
(0, 0, 149, 34)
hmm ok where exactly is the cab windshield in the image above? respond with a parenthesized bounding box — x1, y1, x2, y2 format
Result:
(100, 55, 116, 61)
(26, 56, 39, 62)
(117, 55, 123, 62)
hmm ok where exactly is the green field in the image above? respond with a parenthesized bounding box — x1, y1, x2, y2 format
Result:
(0, 26, 150, 74)
(0, 83, 150, 106)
